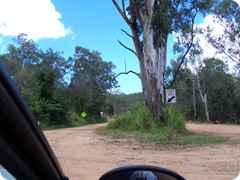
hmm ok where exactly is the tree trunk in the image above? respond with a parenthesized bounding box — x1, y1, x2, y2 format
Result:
(194, 68, 210, 122)
(137, 0, 166, 121)
(112, 0, 166, 121)
(192, 80, 196, 120)
(203, 94, 210, 122)
(140, 45, 167, 121)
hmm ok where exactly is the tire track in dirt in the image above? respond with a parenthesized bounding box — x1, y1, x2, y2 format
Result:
(186, 123, 240, 140)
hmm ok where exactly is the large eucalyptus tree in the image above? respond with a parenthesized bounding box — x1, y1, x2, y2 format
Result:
(112, 0, 214, 121)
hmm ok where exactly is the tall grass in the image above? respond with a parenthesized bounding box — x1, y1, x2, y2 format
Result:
(103, 105, 232, 145)
(163, 105, 187, 134)
(108, 105, 158, 131)
(107, 105, 187, 141)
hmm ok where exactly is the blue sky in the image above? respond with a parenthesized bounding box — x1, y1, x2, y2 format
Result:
(0, 0, 144, 94)
(1, 0, 238, 94)
(46, 0, 143, 94)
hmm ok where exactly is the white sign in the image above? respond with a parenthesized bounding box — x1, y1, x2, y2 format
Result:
(233, 173, 240, 180)
(166, 89, 176, 103)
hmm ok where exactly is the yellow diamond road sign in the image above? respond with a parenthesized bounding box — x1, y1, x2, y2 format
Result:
(81, 112, 87, 118)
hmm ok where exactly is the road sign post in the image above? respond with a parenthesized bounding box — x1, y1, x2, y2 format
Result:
(166, 89, 176, 129)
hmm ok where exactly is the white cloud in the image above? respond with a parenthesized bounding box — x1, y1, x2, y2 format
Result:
(196, 15, 237, 69)
(0, 0, 70, 41)
(172, 15, 221, 60)
(183, 15, 237, 73)
(194, 15, 222, 59)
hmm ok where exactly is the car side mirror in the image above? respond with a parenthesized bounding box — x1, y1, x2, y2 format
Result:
(99, 165, 185, 180)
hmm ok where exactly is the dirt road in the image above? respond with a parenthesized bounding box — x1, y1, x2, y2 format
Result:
(44, 123, 240, 180)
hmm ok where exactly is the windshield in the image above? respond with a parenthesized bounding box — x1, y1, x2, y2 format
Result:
(0, 1, 239, 180)
(0, 165, 15, 180)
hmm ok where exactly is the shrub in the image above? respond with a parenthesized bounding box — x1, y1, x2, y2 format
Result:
(68, 111, 87, 126)
(134, 105, 158, 131)
(107, 105, 159, 132)
(107, 104, 187, 141)
(79, 113, 106, 123)
(163, 105, 187, 134)
(108, 114, 134, 131)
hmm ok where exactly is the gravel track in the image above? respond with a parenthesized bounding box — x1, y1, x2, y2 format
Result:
(44, 123, 240, 180)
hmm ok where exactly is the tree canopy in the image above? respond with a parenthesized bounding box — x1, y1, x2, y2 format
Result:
(0, 34, 118, 126)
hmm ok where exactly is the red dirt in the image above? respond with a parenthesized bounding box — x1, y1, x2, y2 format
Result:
(44, 123, 240, 180)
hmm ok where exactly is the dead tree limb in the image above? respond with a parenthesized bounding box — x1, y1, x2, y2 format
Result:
(169, 9, 197, 88)
(112, 0, 132, 27)
(114, 60, 140, 79)
(115, 70, 140, 79)
(117, 39, 137, 56)
(121, 29, 135, 39)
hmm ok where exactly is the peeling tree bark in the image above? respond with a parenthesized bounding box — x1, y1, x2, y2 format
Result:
(137, 0, 167, 120)
(113, 0, 166, 121)
(142, 0, 162, 119)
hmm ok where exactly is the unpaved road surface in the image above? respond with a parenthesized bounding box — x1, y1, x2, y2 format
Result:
(44, 123, 240, 180)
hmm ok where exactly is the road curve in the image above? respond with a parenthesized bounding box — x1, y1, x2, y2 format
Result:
(44, 123, 240, 180)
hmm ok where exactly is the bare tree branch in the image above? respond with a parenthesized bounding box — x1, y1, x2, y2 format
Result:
(115, 70, 140, 79)
(169, 9, 198, 88)
(121, 29, 135, 39)
(117, 39, 137, 56)
(112, 0, 144, 63)
(221, 48, 239, 63)
(114, 59, 140, 79)
(121, 0, 126, 16)
(169, 44, 193, 88)
(112, 0, 132, 27)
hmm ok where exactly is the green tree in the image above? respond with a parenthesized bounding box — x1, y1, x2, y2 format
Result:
(68, 79, 93, 113)
(103, 102, 114, 116)
(71, 46, 118, 92)
(168, 57, 236, 122)
(181, 57, 235, 122)
(69, 46, 118, 117)
(0, 33, 40, 89)
(232, 78, 240, 124)
(200, 58, 234, 122)
(106, 92, 144, 115)
(39, 48, 69, 86)
(112, 0, 214, 121)
(35, 50, 69, 125)
(0, 34, 69, 125)
(37, 66, 56, 100)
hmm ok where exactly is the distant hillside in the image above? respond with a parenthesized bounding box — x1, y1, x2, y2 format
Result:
(106, 92, 144, 115)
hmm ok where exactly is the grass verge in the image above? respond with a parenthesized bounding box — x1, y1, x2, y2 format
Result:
(99, 127, 233, 147)
(41, 111, 107, 130)
(99, 105, 236, 147)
